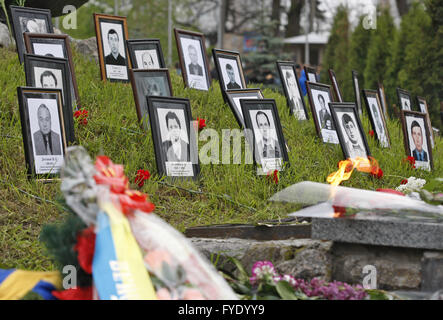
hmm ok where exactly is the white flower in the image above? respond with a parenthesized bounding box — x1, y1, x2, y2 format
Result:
(396, 176, 426, 194)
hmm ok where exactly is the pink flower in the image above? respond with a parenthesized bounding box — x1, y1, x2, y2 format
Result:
(183, 288, 205, 300)
(156, 288, 172, 300)
(144, 250, 172, 271)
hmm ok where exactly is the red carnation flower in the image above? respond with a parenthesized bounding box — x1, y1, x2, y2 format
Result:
(52, 286, 93, 300)
(74, 109, 88, 125)
(134, 169, 151, 188)
(368, 130, 374, 137)
(197, 118, 206, 130)
(93, 156, 128, 194)
(370, 167, 383, 179)
(74, 226, 96, 274)
(401, 179, 408, 185)
(403, 156, 416, 169)
(332, 205, 347, 217)
(266, 170, 279, 184)
(117, 190, 155, 216)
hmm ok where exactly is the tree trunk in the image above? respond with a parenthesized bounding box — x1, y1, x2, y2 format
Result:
(286, 0, 304, 37)
(271, 0, 281, 36)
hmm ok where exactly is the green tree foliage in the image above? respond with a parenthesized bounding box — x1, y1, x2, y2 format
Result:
(322, 5, 352, 101)
(363, 7, 395, 92)
(348, 15, 372, 92)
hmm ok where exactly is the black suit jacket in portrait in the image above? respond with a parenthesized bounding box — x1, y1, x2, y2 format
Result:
(105, 53, 126, 66)
(33, 130, 62, 156)
(227, 81, 241, 89)
(188, 63, 203, 76)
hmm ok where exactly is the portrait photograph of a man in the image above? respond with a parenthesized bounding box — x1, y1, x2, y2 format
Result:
(280, 65, 307, 120)
(95, 14, 129, 82)
(363, 90, 390, 148)
(20, 91, 66, 177)
(223, 62, 242, 90)
(339, 112, 367, 159)
(402, 112, 432, 171)
(306, 83, 339, 144)
(253, 110, 282, 161)
(11, 6, 53, 64)
(33, 68, 64, 101)
(160, 111, 190, 163)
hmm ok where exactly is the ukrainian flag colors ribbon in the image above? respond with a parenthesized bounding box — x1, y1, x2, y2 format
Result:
(93, 202, 157, 300)
(0, 269, 61, 300)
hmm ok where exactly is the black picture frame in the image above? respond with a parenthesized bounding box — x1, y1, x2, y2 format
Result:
(329, 102, 371, 160)
(304, 66, 318, 83)
(24, 32, 80, 107)
(362, 89, 391, 148)
(351, 70, 363, 116)
(276, 61, 309, 120)
(328, 69, 343, 102)
(146, 96, 200, 179)
(130, 68, 173, 130)
(94, 13, 130, 83)
(126, 38, 166, 70)
(225, 88, 264, 128)
(174, 28, 212, 91)
(9, 5, 54, 64)
(397, 88, 413, 111)
(212, 48, 247, 101)
(416, 96, 435, 149)
(240, 98, 289, 175)
(400, 110, 433, 171)
(24, 54, 75, 143)
(17, 87, 68, 181)
(306, 81, 340, 144)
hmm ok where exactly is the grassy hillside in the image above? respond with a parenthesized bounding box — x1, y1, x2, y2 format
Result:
(0, 45, 442, 271)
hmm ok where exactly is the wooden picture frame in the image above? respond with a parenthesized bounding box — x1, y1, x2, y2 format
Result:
(400, 110, 433, 171)
(126, 38, 166, 70)
(378, 82, 389, 118)
(397, 88, 413, 111)
(225, 88, 264, 128)
(328, 69, 343, 102)
(352, 70, 363, 116)
(24, 32, 80, 106)
(362, 89, 391, 148)
(304, 66, 318, 83)
(17, 87, 68, 181)
(24, 54, 75, 143)
(129, 68, 173, 130)
(240, 99, 289, 175)
(212, 48, 247, 101)
(94, 13, 130, 82)
(416, 96, 435, 149)
(9, 5, 54, 64)
(174, 28, 212, 91)
(306, 81, 340, 144)
(276, 61, 309, 120)
(147, 96, 200, 179)
(329, 102, 371, 160)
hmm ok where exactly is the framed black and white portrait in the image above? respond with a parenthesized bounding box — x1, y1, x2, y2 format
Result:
(17, 87, 67, 180)
(276, 61, 309, 120)
(378, 82, 389, 118)
(401, 110, 433, 171)
(328, 69, 343, 102)
(9, 6, 53, 64)
(126, 39, 166, 70)
(362, 89, 390, 148)
(213, 49, 246, 99)
(130, 69, 173, 129)
(306, 82, 339, 144)
(147, 97, 200, 178)
(304, 66, 318, 83)
(24, 54, 75, 143)
(225, 88, 264, 128)
(94, 13, 130, 82)
(175, 29, 211, 91)
(24, 33, 80, 105)
(240, 99, 289, 175)
(416, 96, 435, 148)
(352, 70, 363, 116)
(330, 102, 371, 160)
(397, 88, 413, 111)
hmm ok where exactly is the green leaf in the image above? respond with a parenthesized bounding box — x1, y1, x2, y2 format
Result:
(276, 281, 299, 300)
(226, 256, 250, 283)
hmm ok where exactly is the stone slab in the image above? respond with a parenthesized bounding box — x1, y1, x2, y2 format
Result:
(311, 215, 443, 250)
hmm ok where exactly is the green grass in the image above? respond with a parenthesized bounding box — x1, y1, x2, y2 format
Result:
(0, 45, 442, 271)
